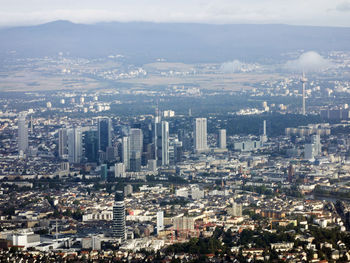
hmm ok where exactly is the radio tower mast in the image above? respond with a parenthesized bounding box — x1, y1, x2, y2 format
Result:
(301, 72, 308, 115)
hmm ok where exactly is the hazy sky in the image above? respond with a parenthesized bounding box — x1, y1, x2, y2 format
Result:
(1, 0, 350, 27)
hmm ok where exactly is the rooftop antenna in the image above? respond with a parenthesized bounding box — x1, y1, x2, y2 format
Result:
(300, 72, 308, 115)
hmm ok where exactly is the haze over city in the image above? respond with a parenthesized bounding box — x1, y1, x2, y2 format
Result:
(1, 1, 350, 263)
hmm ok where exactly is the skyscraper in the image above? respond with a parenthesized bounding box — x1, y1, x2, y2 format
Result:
(155, 121, 169, 166)
(301, 73, 308, 115)
(98, 118, 112, 153)
(67, 128, 82, 163)
(18, 112, 28, 154)
(218, 129, 226, 149)
(100, 164, 107, 181)
(122, 136, 130, 171)
(115, 163, 125, 178)
(194, 118, 207, 152)
(157, 211, 164, 233)
(130, 128, 143, 154)
(129, 128, 143, 171)
(83, 130, 98, 163)
(113, 191, 126, 243)
(58, 128, 68, 158)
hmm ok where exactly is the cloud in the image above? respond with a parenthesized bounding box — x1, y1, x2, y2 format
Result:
(336, 1, 350, 12)
(284, 51, 332, 73)
(220, 60, 244, 73)
(220, 60, 259, 73)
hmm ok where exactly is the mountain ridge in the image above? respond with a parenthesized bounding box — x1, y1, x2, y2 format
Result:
(1, 20, 349, 63)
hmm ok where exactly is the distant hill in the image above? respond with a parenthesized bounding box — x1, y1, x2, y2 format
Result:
(0, 20, 349, 63)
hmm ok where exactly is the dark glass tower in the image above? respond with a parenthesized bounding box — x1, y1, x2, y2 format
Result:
(83, 130, 98, 163)
(98, 118, 112, 153)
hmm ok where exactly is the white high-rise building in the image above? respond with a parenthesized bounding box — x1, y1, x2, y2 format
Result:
(194, 118, 207, 152)
(157, 211, 164, 233)
(115, 163, 126, 178)
(18, 112, 28, 154)
(155, 121, 169, 166)
(67, 128, 82, 163)
(218, 129, 226, 149)
(122, 136, 130, 170)
(312, 134, 322, 155)
(304, 143, 315, 160)
(58, 128, 68, 158)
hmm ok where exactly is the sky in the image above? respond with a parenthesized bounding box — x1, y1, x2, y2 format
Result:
(1, 0, 350, 27)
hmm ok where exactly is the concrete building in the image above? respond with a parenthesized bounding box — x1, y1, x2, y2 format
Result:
(115, 163, 126, 178)
(124, 184, 133, 197)
(18, 112, 29, 154)
(157, 211, 164, 233)
(194, 118, 207, 152)
(228, 202, 243, 217)
(58, 128, 68, 158)
(218, 129, 226, 149)
(234, 140, 262, 152)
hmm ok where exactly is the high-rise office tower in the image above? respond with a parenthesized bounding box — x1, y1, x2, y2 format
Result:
(129, 128, 143, 172)
(301, 73, 308, 115)
(311, 134, 322, 155)
(115, 163, 125, 178)
(169, 138, 183, 165)
(98, 118, 112, 153)
(155, 121, 169, 166)
(157, 211, 164, 233)
(100, 164, 107, 181)
(83, 130, 98, 163)
(122, 136, 130, 171)
(113, 191, 126, 243)
(58, 128, 68, 158)
(194, 118, 207, 152)
(130, 128, 143, 154)
(67, 128, 82, 163)
(261, 120, 267, 143)
(218, 129, 226, 149)
(18, 112, 28, 154)
(130, 151, 141, 172)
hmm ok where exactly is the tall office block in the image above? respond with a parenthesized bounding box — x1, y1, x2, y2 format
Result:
(218, 129, 226, 149)
(98, 118, 112, 153)
(58, 128, 68, 158)
(67, 128, 82, 163)
(115, 163, 125, 178)
(83, 130, 98, 163)
(130, 151, 141, 172)
(122, 136, 130, 171)
(129, 128, 143, 172)
(157, 211, 164, 233)
(100, 164, 108, 181)
(312, 134, 322, 155)
(155, 121, 169, 166)
(18, 112, 28, 154)
(130, 128, 143, 154)
(194, 118, 207, 152)
(113, 191, 126, 243)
